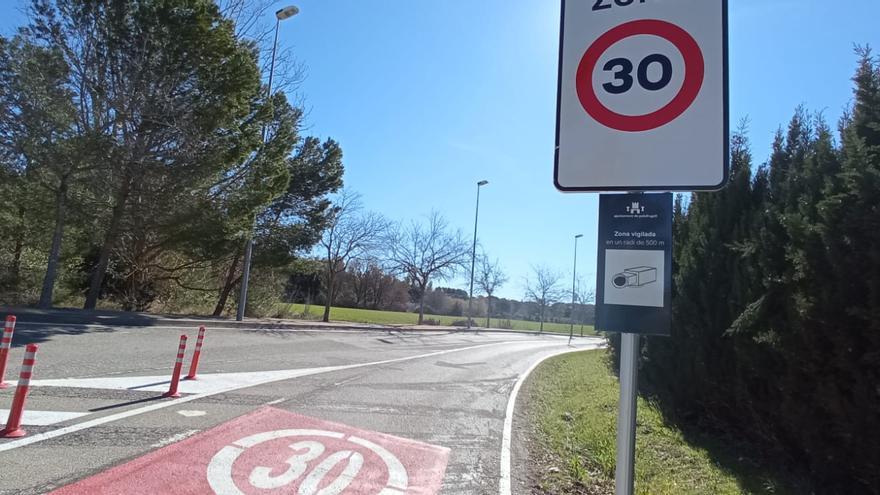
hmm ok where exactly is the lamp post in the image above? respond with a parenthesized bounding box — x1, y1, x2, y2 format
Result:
(237, 5, 299, 322)
(568, 234, 583, 344)
(467, 180, 489, 329)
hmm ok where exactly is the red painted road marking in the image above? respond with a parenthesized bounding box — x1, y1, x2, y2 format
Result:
(49, 407, 450, 495)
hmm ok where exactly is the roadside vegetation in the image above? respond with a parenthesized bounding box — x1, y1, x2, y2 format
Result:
(0, 0, 594, 337)
(280, 303, 596, 335)
(522, 351, 807, 495)
(605, 50, 880, 493)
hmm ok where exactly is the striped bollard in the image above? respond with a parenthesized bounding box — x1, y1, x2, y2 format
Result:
(163, 335, 187, 398)
(0, 315, 16, 389)
(1, 344, 38, 438)
(185, 326, 206, 380)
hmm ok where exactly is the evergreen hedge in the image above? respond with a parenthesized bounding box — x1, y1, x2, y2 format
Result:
(613, 50, 880, 493)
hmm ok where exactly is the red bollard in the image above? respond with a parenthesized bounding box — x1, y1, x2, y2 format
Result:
(0, 315, 16, 389)
(185, 326, 206, 380)
(1, 344, 38, 438)
(163, 335, 187, 398)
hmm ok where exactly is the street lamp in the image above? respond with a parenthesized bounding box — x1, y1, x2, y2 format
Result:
(569, 234, 583, 344)
(467, 180, 489, 329)
(237, 5, 299, 322)
(276, 6, 299, 20)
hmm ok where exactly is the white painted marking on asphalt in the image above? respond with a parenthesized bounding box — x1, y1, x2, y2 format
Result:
(297, 450, 363, 494)
(348, 435, 409, 490)
(207, 445, 246, 495)
(209, 430, 368, 494)
(0, 339, 559, 453)
(233, 429, 344, 448)
(176, 410, 206, 417)
(149, 429, 200, 449)
(0, 409, 88, 426)
(265, 398, 286, 406)
(31, 369, 342, 394)
(498, 340, 606, 495)
(334, 375, 361, 387)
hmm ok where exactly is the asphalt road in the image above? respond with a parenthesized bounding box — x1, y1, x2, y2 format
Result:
(0, 321, 603, 494)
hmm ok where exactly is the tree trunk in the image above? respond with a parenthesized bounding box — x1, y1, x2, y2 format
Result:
(39, 176, 70, 308)
(322, 260, 335, 322)
(84, 177, 132, 310)
(540, 304, 545, 333)
(418, 282, 426, 325)
(213, 249, 242, 316)
(10, 205, 25, 291)
(486, 294, 491, 328)
(322, 278, 333, 323)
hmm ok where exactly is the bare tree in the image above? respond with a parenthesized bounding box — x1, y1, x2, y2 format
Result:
(475, 253, 508, 328)
(387, 212, 469, 324)
(524, 265, 564, 333)
(319, 190, 387, 322)
(575, 276, 596, 336)
(348, 259, 397, 310)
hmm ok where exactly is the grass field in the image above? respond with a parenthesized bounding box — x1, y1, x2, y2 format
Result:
(279, 303, 595, 335)
(524, 350, 795, 494)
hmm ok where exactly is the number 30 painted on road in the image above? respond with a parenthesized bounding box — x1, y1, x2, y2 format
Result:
(207, 429, 408, 495)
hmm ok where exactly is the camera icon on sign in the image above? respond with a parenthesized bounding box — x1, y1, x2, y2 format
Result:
(612, 266, 657, 289)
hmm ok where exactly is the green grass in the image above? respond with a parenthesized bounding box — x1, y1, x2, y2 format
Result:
(279, 303, 595, 335)
(525, 350, 790, 495)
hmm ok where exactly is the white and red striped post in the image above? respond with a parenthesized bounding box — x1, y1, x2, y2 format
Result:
(1, 343, 38, 438)
(164, 335, 187, 398)
(185, 326, 206, 380)
(0, 315, 16, 389)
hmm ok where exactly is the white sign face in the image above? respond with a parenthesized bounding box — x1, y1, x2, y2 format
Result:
(554, 0, 728, 192)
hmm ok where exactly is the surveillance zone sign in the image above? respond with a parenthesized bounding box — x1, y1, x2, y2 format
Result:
(554, 0, 728, 192)
(596, 193, 672, 335)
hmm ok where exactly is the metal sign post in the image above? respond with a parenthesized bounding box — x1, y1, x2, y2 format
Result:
(596, 192, 672, 495)
(554, 0, 728, 493)
(615, 332, 639, 495)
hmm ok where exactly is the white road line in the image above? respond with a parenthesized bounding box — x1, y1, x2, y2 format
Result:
(0, 339, 559, 453)
(498, 341, 606, 495)
(176, 410, 207, 418)
(31, 369, 341, 394)
(0, 409, 89, 426)
(150, 429, 200, 448)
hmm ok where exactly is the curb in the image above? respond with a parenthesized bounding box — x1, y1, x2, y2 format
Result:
(1, 306, 602, 339)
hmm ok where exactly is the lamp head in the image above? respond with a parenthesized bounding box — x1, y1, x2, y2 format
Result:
(276, 5, 299, 20)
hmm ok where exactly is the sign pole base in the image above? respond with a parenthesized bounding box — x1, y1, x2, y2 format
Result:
(615, 332, 639, 495)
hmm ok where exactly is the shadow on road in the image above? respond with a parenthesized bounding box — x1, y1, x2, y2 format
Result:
(1, 322, 120, 348)
(88, 395, 166, 412)
(0, 306, 211, 348)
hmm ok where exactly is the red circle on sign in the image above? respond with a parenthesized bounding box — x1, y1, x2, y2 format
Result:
(576, 19, 704, 132)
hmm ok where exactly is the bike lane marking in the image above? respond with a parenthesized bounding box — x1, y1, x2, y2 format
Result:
(49, 407, 449, 495)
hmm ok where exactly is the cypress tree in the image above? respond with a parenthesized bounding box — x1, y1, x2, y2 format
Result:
(638, 51, 880, 492)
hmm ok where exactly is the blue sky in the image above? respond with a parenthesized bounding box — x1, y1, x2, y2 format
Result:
(2, 1, 878, 300)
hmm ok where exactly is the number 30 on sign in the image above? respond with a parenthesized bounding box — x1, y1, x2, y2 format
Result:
(554, 0, 728, 192)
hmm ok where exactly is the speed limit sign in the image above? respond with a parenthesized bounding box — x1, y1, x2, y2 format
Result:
(554, 0, 728, 192)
